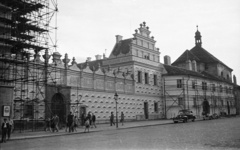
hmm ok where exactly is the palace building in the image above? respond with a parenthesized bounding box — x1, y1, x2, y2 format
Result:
(0, 1, 238, 132)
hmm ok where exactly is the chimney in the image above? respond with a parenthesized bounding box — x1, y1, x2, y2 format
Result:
(192, 60, 197, 72)
(95, 54, 102, 60)
(233, 75, 237, 85)
(116, 35, 123, 43)
(103, 53, 106, 59)
(164, 55, 171, 65)
(86, 57, 91, 62)
(186, 60, 192, 70)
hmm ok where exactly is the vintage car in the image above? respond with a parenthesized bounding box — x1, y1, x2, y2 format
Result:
(173, 109, 196, 123)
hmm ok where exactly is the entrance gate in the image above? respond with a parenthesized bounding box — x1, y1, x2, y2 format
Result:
(51, 93, 66, 127)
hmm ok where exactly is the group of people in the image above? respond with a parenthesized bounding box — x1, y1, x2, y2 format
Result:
(1, 118, 14, 143)
(45, 114, 59, 132)
(81, 112, 97, 133)
(65, 112, 79, 132)
(43, 111, 125, 135)
(110, 112, 125, 126)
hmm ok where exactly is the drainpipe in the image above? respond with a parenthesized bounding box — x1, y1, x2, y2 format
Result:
(186, 75, 190, 110)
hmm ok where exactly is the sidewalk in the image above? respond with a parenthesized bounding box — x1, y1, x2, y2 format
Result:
(9, 119, 173, 141)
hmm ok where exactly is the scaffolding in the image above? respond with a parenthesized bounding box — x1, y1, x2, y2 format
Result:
(163, 77, 235, 119)
(0, 0, 58, 132)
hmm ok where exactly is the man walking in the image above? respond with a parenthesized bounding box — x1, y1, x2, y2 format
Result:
(67, 112, 74, 132)
(7, 118, 14, 140)
(92, 113, 97, 128)
(110, 112, 115, 126)
(1, 118, 9, 143)
(120, 112, 124, 126)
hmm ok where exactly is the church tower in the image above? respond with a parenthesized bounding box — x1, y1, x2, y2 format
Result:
(195, 25, 202, 47)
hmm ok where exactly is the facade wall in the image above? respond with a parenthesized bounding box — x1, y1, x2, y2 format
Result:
(163, 75, 235, 119)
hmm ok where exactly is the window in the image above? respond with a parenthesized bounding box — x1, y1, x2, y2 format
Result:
(178, 97, 184, 106)
(193, 98, 197, 106)
(144, 73, 149, 84)
(154, 102, 158, 112)
(212, 84, 216, 92)
(225, 86, 228, 94)
(153, 75, 157, 86)
(137, 71, 142, 83)
(202, 82, 207, 90)
(221, 100, 224, 106)
(177, 79, 182, 88)
(213, 97, 217, 106)
(192, 81, 196, 89)
(219, 85, 222, 92)
(24, 104, 33, 119)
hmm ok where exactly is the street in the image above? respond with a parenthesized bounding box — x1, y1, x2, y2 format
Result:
(1, 117, 240, 150)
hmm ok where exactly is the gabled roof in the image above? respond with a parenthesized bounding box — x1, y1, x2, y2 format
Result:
(111, 39, 132, 56)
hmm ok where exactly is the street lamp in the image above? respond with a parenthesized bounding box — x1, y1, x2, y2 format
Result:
(114, 92, 118, 128)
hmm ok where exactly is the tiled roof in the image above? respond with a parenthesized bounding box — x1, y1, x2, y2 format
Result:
(172, 45, 232, 71)
(112, 39, 132, 56)
(172, 50, 199, 65)
(163, 64, 204, 77)
(163, 64, 233, 84)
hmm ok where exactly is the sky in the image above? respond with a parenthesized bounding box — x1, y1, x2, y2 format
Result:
(56, 0, 240, 84)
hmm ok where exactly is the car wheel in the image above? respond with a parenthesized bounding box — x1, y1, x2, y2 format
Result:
(192, 119, 195, 122)
(174, 121, 178, 123)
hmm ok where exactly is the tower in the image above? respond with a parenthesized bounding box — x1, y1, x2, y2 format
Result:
(195, 25, 202, 47)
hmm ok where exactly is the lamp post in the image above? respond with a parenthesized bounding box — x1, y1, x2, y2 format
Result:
(114, 92, 118, 128)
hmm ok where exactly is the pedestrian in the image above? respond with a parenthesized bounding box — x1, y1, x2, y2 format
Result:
(67, 112, 74, 132)
(1, 118, 9, 143)
(92, 113, 97, 128)
(81, 112, 86, 126)
(120, 112, 124, 126)
(73, 116, 78, 132)
(84, 117, 90, 133)
(7, 118, 14, 140)
(51, 116, 55, 132)
(54, 114, 59, 132)
(87, 112, 92, 128)
(110, 112, 115, 126)
(45, 118, 52, 132)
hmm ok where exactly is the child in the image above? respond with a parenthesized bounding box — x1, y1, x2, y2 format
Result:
(84, 118, 90, 133)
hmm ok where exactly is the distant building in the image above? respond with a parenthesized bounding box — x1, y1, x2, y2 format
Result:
(162, 27, 236, 118)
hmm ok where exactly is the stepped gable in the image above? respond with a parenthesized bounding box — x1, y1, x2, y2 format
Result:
(112, 39, 132, 56)
(172, 50, 199, 65)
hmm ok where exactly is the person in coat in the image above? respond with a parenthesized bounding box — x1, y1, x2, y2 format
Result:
(1, 118, 10, 143)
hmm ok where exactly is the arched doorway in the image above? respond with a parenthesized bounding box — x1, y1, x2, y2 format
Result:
(202, 99, 210, 115)
(51, 93, 66, 127)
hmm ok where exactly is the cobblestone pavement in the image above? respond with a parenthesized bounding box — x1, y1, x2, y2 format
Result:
(1, 117, 240, 150)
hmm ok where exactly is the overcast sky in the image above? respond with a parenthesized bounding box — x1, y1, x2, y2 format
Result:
(56, 0, 240, 84)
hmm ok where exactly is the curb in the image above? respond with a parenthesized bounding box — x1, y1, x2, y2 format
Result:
(9, 121, 173, 141)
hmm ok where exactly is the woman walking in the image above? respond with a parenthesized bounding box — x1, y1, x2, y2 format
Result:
(84, 117, 90, 133)
(73, 116, 78, 132)
(92, 113, 97, 128)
